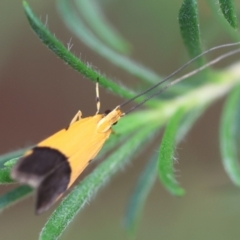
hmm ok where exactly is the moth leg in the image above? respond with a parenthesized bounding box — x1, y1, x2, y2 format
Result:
(69, 110, 82, 125)
(95, 78, 100, 115)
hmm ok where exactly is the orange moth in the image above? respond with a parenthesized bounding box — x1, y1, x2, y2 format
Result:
(11, 42, 240, 214)
(11, 80, 124, 214)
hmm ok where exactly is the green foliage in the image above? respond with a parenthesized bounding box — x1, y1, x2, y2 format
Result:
(40, 125, 156, 240)
(0, 147, 28, 167)
(0, 1, 240, 239)
(219, 0, 238, 29)
(158, 108, 186, 196)
(57, 0, 162, 84)
(0, 186, 32, 212)
(207, 0, 240, 41)
(220, 85, 240, 186)
(0, 167, 13, 184)
(124, 154, 158, 235)
(179, 0, 203, 65)
(76, 0, 131, 54)
(23, 1, 134, 100)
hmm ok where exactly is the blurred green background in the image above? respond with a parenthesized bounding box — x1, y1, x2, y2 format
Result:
(0, 0, 240, 239)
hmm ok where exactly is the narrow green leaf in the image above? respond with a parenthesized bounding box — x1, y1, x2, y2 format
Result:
(0, 186, 32, 212)
(77, 0, 131, 53)
(158, 108, 186, 196)
(4, 157, 20, 168)
(236, 97, 240, 161)
(124, 107, 205, 235)
(0, 147, 30, 184)
(40, 126, 157, 240)
(57, 0, 163, 84)
(124, 154, 158, 234)
(98, 113, 151, 158)
(178, 0, 203, 65)
(206, 0, 240, 42)
(0, 168, 14, 184)
(219, 0, 238, 29)
(22, 1, 134, 100)
(0, 147, 28, 167)
(220, 85, 240, 186)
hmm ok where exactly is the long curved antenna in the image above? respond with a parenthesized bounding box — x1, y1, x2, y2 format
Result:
(124, 47, 240, 115)
(119, 42, 240, 109)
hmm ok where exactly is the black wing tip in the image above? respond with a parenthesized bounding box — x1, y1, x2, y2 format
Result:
(11, 147, 71, 214)
(35, 203, 51, 215)
(11, 163, 43, 188)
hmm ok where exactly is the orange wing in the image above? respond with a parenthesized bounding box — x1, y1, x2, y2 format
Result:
(11, 107, 123, 214)
(11, 114, 112, 213)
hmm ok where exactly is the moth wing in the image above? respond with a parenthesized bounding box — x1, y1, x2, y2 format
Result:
(67, 130, 112, 188)
(11, 115, 111, 213)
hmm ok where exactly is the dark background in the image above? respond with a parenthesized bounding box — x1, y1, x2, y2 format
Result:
(0, 1, 240, 239)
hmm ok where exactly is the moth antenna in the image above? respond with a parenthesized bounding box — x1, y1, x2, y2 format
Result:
(120, 42, 240, 109)
(125, 47, 240, 114)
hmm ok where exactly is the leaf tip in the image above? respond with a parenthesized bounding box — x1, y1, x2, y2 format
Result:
(22, 1, 28, 7)
(176, 188, 186, 196)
